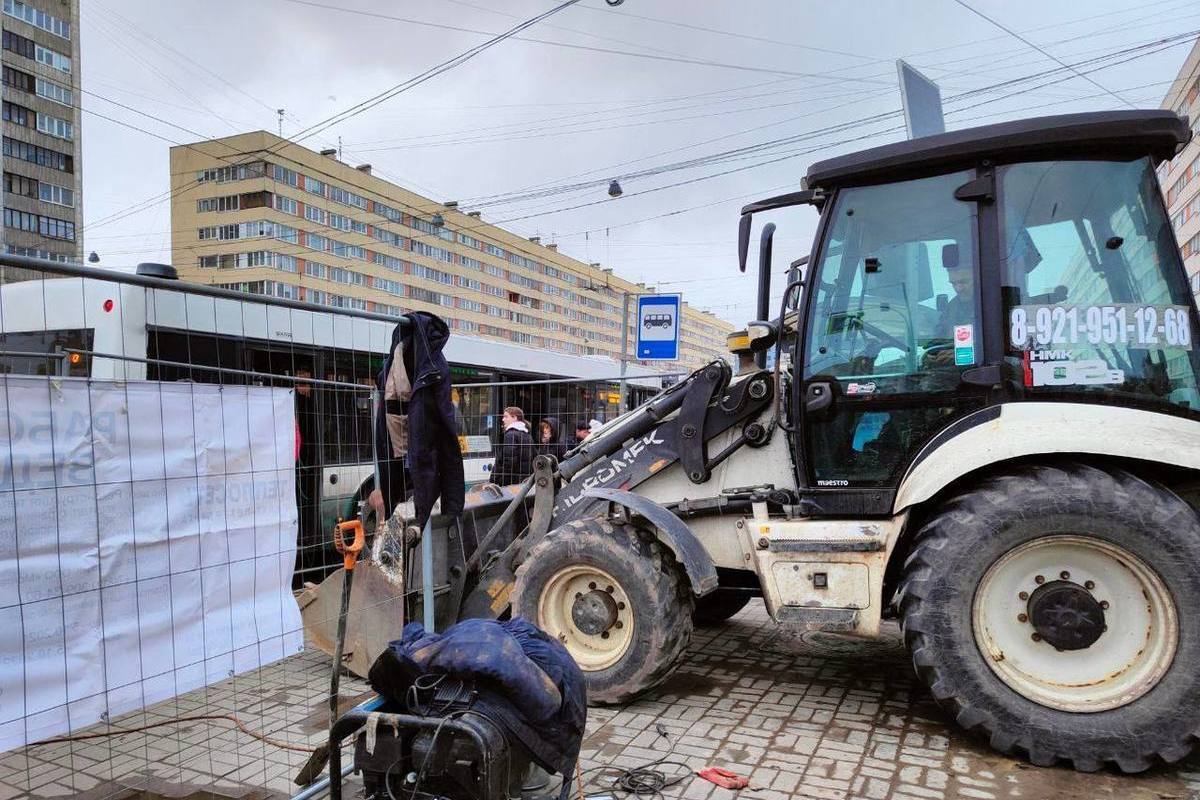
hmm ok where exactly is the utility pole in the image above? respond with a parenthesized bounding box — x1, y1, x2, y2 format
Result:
(619, 291, 631, 413)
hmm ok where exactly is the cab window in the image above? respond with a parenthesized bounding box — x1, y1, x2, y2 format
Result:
(805, 169, 980, 393)
(999, 158, 1200, 413)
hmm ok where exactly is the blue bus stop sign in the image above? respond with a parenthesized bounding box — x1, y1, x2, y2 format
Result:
(636, 294, 680, 360)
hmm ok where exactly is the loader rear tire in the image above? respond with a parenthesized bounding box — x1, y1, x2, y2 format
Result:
(512, 516, 694, 705)
(898, 461, 1200, 772)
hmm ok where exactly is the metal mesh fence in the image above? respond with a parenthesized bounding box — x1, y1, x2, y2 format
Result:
(0, 254, 677, 798)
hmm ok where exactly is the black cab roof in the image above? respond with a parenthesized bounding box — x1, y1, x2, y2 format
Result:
(803, 110, 1191, 191)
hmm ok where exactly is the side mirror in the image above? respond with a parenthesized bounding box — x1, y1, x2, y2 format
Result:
(738, 214, 752, 273)
(788, 255, 808, 287)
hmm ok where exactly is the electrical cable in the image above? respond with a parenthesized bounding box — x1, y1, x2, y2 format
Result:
(80, 27, 1194, 318)
(23, 713, 314, 753)
(952, 0, 1137, 110)
(79, 0, 585, 236)
(274, 0, 896, 86)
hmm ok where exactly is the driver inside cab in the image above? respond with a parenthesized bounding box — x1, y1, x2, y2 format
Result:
(927, 243, 976, 367)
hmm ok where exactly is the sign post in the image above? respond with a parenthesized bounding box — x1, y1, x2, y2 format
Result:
(636, 294, 681, 361)
(897, 59, 945, 139)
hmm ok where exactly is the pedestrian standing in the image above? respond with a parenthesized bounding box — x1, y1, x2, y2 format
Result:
(491, 406, 534, 486)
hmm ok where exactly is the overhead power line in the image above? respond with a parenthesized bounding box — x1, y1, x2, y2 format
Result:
(952, 0, 1136, 109)
(273, 0, 894, 86)
(81, 0, 584, 235)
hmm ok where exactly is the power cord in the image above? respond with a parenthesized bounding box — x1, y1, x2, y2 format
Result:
(580, 723, 690, 800)
(24, 713, 313, 753)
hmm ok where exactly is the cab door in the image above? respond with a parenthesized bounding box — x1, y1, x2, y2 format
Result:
(797, 169, 992, 514)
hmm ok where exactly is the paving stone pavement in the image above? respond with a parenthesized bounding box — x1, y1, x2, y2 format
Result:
(2, 600, 1198, 799)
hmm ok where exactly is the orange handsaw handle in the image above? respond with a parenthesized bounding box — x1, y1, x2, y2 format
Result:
(333, 519, 365, 571)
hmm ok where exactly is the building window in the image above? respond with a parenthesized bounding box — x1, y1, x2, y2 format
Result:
(374, 201, 402, 222)
(2, 65, 34, 92)
(273, 193, 298, 215)
(36, 111, 73, 140)
(196, 194, 240, 213)
(38, 180, 73, 207)
(3, 207, 37, 232)
(331, 242, 365, 260)
(197, 162, 266, 183)
(304, 205, 327, 225)
(272, 163, 300, 187)
(373, 252, 404, 272)
(3, 1, 70, 40)
(4, 171, 36, 199)
(2, 137, 71, 172)
(412, 241, 452, 262)
(3, 100, 31, 126)
(329, 185, 366, 209)
(2, 29, 35, 60)
(304, 175, 325, 197)
(35, 43, 70, 73)
(34, 76, 71, 107)
(38, 214, 75, 241)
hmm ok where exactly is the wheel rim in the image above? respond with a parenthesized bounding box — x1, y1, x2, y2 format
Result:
(972, 535, 1178, 712)
(537, 565, 634, 671)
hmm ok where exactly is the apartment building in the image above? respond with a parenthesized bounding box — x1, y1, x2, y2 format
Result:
(169, 131, 733, 370)
(1160, 37, 1200, 297)
(1, 0, 81, 264)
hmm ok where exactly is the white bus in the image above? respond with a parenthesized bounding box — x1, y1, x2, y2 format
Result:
(0, 270, 667, 573)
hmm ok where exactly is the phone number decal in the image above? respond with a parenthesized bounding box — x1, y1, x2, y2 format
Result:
(1010, 304, 1193, 350)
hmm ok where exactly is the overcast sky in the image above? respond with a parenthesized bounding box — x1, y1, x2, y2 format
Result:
(79, 0, 1197, 325)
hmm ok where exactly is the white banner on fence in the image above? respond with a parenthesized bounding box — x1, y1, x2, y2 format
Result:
(0, 377, 303, 752)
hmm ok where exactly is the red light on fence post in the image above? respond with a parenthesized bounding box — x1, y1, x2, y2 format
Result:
(69, 353, 81, 365)
(102, 299, 114, 313)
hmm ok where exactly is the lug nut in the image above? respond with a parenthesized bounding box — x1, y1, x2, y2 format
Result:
(588, 582, 597, 590)
(1018, 591, 1029, 601)
(606, 585, 615, 593)
(1017, 613, 1028, 623)
(575, 592, 582, 600)
(1084, 581, 1095, 590)
(601, 631, 610, 640)
(1031, 633, 1042, 642)
(615, 621, 623, 629)
(1034, 575, 1045, 585)
(617, 601, 626, 610)
(1100, 601, 1109, 610)
(1060, 571, 1070, 580)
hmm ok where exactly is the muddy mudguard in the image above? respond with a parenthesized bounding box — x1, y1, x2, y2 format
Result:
(583, 487, 718, 597)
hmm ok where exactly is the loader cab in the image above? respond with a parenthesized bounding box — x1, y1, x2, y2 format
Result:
(743, 111, 1200, 516)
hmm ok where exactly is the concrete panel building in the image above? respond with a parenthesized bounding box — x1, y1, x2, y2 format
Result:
(1, 0, 81, 265)
(1160, 37, 1200, 297)
(169, 132, 733, 371)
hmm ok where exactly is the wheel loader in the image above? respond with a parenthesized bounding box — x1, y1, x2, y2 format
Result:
(388, 109, 1200, 773)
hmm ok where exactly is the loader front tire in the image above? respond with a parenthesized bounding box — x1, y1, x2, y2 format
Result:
(512, 516, 694, 704)
(899, 462, 1200, 772)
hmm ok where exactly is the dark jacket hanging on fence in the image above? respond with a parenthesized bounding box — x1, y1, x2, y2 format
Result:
(374, 312, 465, 527)
(490, 421, 534, 486)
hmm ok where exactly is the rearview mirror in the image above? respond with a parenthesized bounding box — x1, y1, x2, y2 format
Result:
(738, 214, 752, 273)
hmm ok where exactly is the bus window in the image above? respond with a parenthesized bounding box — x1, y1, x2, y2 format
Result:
(0, 329, 92, 376)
